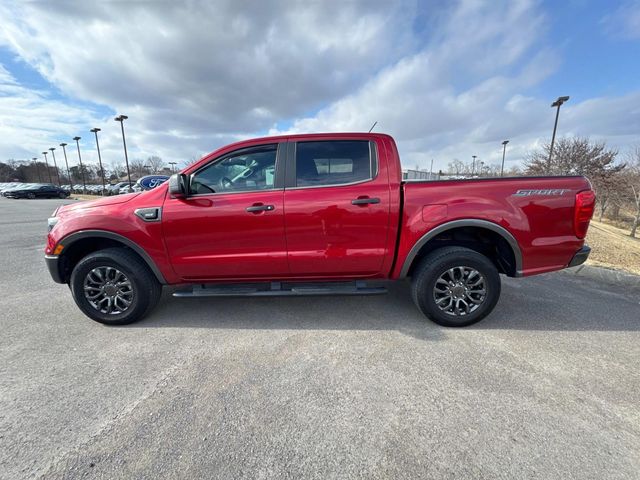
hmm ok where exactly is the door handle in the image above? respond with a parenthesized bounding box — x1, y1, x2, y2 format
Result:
(351, 197, 380, 206)
(246, 204, 275, 213)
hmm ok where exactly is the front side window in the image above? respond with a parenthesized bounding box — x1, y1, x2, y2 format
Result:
(191, 144, 277, 195)
(295, 141, 373, 187)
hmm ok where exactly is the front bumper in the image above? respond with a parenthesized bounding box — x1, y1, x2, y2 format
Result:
(568, 245, 591, 267)
(45, 255, 64, 283)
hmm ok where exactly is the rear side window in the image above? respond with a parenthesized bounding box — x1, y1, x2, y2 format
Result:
(295, 140, 373, 187)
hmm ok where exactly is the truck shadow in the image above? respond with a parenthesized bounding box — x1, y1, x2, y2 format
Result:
(135, 281, 446, 342)
(132, 273, 640, 336)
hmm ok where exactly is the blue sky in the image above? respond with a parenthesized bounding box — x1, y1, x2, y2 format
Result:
(537, 1, 640, 99)
(0, 0, 638, 172)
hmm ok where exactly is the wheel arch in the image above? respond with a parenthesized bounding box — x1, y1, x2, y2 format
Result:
(56, 230, 167, 284)
(399, 219, 523, 278)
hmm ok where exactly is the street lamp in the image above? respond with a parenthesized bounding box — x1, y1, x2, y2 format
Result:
(42, 151, 52, 183)
(168, 161, 177, 173)
(60, 143, 72, 189)
(73, 137, 87, 195)
(32, 157, 42, 182)
(90, 128, 106, 195)
(548, 95, 570, 168)
(49, 147, 61, 186)
(500, 140, 509, 177)
(471, 155, 477, 176)
(479, 161, 485, 177)
(114, 115, 133, 188)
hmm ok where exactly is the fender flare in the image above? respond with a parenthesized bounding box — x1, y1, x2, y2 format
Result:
(399, 219, 523, 278)
(59, 230, 167, 284)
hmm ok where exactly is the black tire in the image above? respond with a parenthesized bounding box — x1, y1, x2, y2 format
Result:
(411, 246, 501, 327)
(27, 193, 35, 199)
(59, 192, 66, 199)
(70, 247, 162, 325)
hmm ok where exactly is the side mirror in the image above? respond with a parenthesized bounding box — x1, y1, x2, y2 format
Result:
(168, 173, 188, 198)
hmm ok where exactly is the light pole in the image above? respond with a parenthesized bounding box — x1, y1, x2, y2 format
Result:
(32, 157, 42, 182)
(42, 151, 52, 183)
(500, 140, 509, 177)
(471, 155, 477, 176)
(90, 128, 106, 195)
(548, 96, 570, 169)
(114, 115, 133, 188)
(49, 147, 61, 186)
(168, 161, 177, 173)
(60, 143, 72, 189)
(479, 161, 485, 177)
(73, 136, 87, 194)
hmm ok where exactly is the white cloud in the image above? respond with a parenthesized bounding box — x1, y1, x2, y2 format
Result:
(270, 1, 640, 171)
(0, 0, 419, 164)
(0, 0, 638, 173)
(0, 65, 107, 164)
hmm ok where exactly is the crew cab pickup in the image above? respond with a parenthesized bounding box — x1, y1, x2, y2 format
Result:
(45, 133, 595, 327)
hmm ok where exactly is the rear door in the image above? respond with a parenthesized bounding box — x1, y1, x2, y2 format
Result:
(162, 143, 289, 280)
(283, 139, 391, 277)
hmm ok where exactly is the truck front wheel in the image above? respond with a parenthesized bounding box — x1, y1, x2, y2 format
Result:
(70, 247, 162, 325)
(411, 246, 501, 327)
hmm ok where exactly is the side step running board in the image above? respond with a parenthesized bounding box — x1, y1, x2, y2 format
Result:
(173, 281, 387, 298)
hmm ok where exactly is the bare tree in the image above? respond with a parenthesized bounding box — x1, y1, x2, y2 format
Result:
(129, 158, 147, 178)
(525, 137, 622, 177)
(182, 155, 201, 168)
(482, 163, 502, 177)
(593, 170, 626, 222)
(146, 156, 164, 174)
(625, 148, 640, 238)
(448, 159, 465, 175)
(110, 162, 125, 180)
(505, 165, 523, 176)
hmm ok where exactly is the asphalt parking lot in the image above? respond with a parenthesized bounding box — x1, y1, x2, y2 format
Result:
(1, 198, 639, 480)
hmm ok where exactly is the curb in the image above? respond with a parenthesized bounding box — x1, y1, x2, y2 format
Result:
(564, 264, 640, 290)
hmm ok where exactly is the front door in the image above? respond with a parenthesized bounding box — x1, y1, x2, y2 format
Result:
(162, 143, 289, 280)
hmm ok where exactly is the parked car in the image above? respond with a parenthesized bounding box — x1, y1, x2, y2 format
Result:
(107, 182, 130, 195)
(45, 133, 595, 327)
(85, 185, 107, 195)
(1, 182, 26, 195)
(6, 183, 69, 199)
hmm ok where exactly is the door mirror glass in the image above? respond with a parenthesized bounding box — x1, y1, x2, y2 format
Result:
(168, 173, 188, 198)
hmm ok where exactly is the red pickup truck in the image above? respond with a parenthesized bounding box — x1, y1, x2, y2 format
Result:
(45, 133, 595, 327)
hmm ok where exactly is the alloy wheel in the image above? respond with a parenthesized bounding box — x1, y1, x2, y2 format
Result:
(433, 266, 487, 316)
(83, 266, 133, 315)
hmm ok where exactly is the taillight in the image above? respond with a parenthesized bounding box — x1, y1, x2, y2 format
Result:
(574, 190, 596, 239)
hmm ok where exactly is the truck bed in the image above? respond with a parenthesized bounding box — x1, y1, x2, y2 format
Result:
(396, 175, 592, 277)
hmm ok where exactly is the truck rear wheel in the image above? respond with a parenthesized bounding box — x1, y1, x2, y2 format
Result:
(70, 247, 162, 325)
(411, 246, 501, 327)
